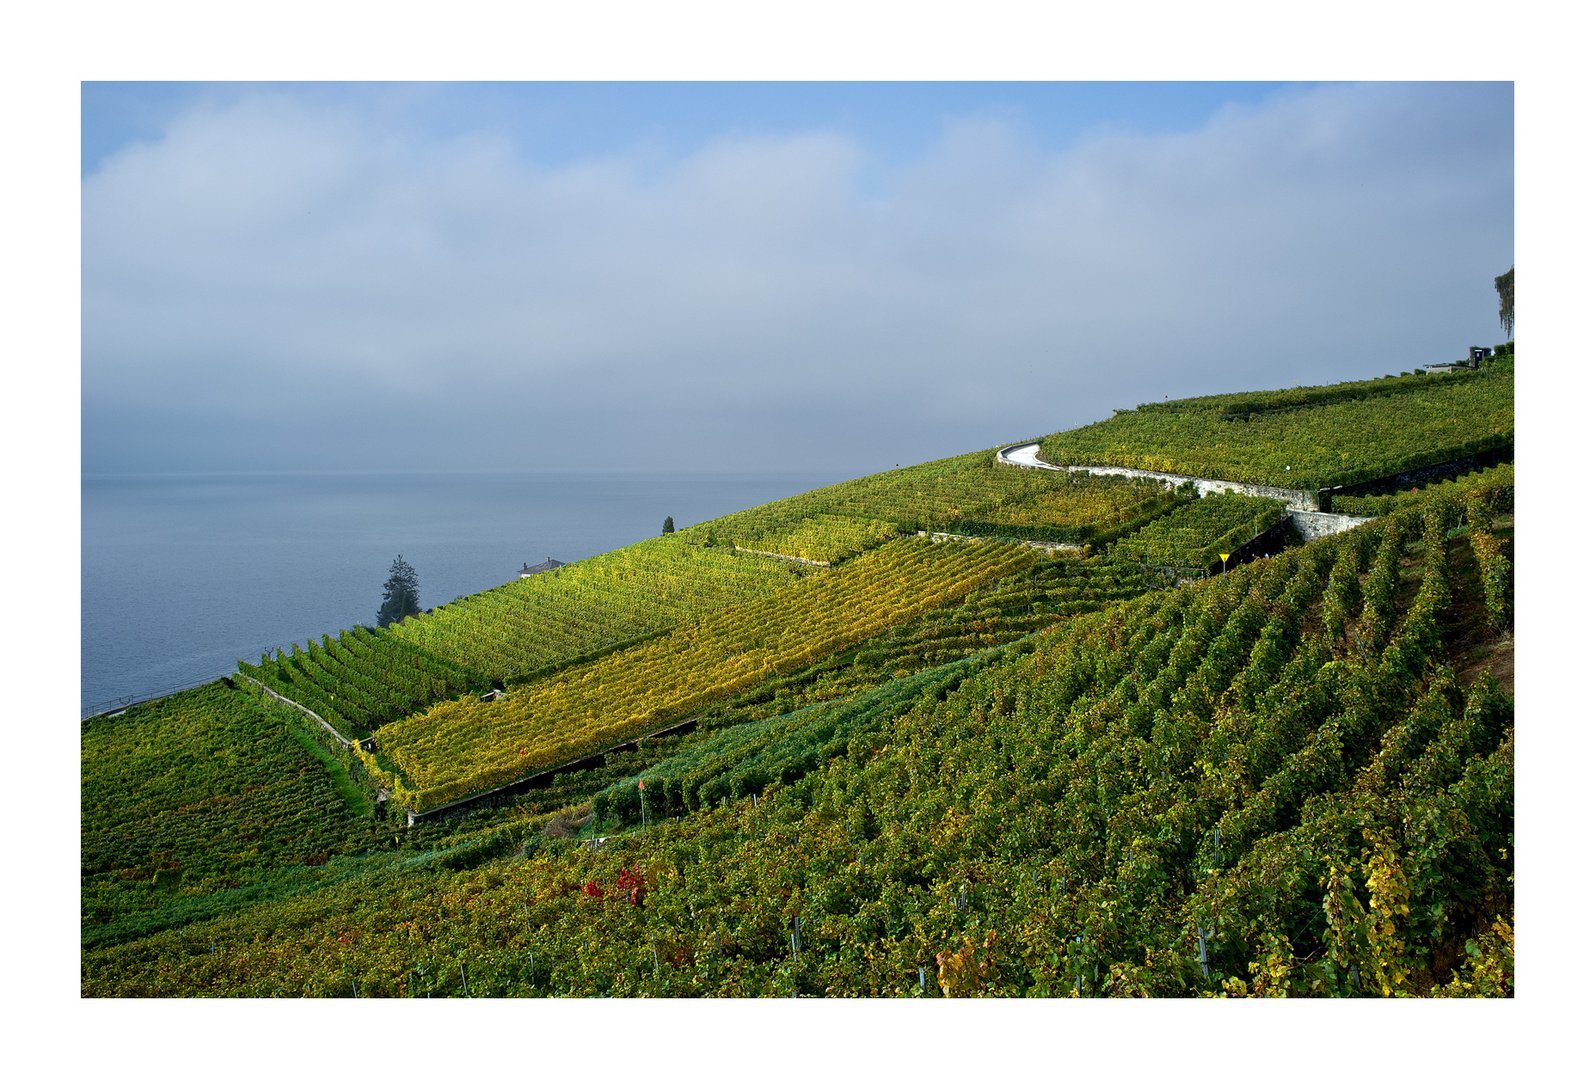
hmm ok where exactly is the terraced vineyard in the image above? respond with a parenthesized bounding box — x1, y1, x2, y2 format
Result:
(1039, 368, 1512, 491)
(80, 683, 376, 941)
(748, 553, 1143, 711)
(237, 626, 487, 738)
(957, 475, 1189, 544)
(1109, 492, 1286, 570)
(670, 446, 1085, 536)
(391, 535, 803, 683)
(1329, 461, 1514, 517)
(592, 648, 1009, 824)
(706, 513, 899, 564)
(81, 362, 1514, 998)
(82, 477, 1513, 998)
(358, 537, 1036, 812)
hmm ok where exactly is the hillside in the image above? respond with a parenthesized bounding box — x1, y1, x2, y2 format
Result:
(1040, 367, 1512, 491)
(81, 362, 1513, 997)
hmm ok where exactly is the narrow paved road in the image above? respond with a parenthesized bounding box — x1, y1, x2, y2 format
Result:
(997, 442, 1065, 470)
(995, 441, 1369, 536)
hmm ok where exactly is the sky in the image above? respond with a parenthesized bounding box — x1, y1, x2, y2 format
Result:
(81, 81, 1514, 477)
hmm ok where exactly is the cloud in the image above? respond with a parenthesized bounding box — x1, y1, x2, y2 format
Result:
(82, 82, 1512, 475)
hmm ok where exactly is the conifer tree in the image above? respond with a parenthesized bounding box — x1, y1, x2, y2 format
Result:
(662, 516, 675, 535)
(377, 555, 422, 627)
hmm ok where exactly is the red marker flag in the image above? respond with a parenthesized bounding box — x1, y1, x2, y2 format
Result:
(638, 779, 645, 789)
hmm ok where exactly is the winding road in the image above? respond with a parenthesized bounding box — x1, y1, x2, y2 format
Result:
(995, 442, 1372, 539)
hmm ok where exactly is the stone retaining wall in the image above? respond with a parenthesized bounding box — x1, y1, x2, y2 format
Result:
(1286, 509, 1376, 541)
(1321, 443, 1513, 502)
(1062, 463, 1320, 511)
(917, 529, 1082, 554)
(998, 440, 1512, 516)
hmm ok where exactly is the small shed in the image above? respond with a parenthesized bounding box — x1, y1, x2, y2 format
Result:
(519, 557, 566, 578)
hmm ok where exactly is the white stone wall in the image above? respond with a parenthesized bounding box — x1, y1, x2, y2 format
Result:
(996, 442, 1320, 510)
(1286, 509, 1376, 540)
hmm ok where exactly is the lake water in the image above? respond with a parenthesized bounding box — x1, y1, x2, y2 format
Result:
(81, 471, 845, 716)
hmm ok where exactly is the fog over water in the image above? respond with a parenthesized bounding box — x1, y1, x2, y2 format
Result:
(78, 80, 1514, 713)
(81, 470, 844, 714)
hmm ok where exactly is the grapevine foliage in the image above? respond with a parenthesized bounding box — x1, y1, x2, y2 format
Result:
(1039, 371, 1511, 491)
(83, 369, 1514, 997)
(84, 478, 1512, 997)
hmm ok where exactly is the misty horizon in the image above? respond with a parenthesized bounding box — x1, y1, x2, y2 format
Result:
(82, 81, 1513, 479)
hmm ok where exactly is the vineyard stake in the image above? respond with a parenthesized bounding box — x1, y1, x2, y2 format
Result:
(653, 938, 660, 975)
(460, 962, 469, 996)
(1197, 927, 1210, 979)
(351, 979, 358, 998)
(919, 967, 926, 995)
(716, 931, 723, 957)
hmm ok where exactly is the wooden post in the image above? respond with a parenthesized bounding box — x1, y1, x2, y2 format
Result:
(1076, 934, 1084, 994)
